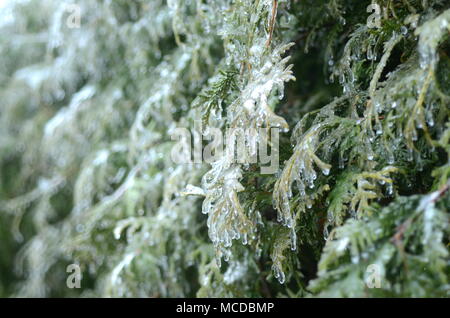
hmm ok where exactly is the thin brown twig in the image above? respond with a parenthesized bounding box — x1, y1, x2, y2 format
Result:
(265, 0, 278, 48)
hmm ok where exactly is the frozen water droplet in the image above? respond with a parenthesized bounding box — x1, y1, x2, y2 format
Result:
(339, 156, 345, 169)
(388, 153, 395, 164)
(401, 26, 408, 35)
(243, 99, 256, 112)
(426, 112, 434, 127)
(375, 123, 383, 135)
(76, 224, 85, 233)
(323, 225, 329, 239)
(387, 184, 394, 196)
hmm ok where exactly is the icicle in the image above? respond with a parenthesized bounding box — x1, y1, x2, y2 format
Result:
(273, 265, 286, 284)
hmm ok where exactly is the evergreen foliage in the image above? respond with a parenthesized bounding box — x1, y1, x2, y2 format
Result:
(0, 0, 448, 297)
